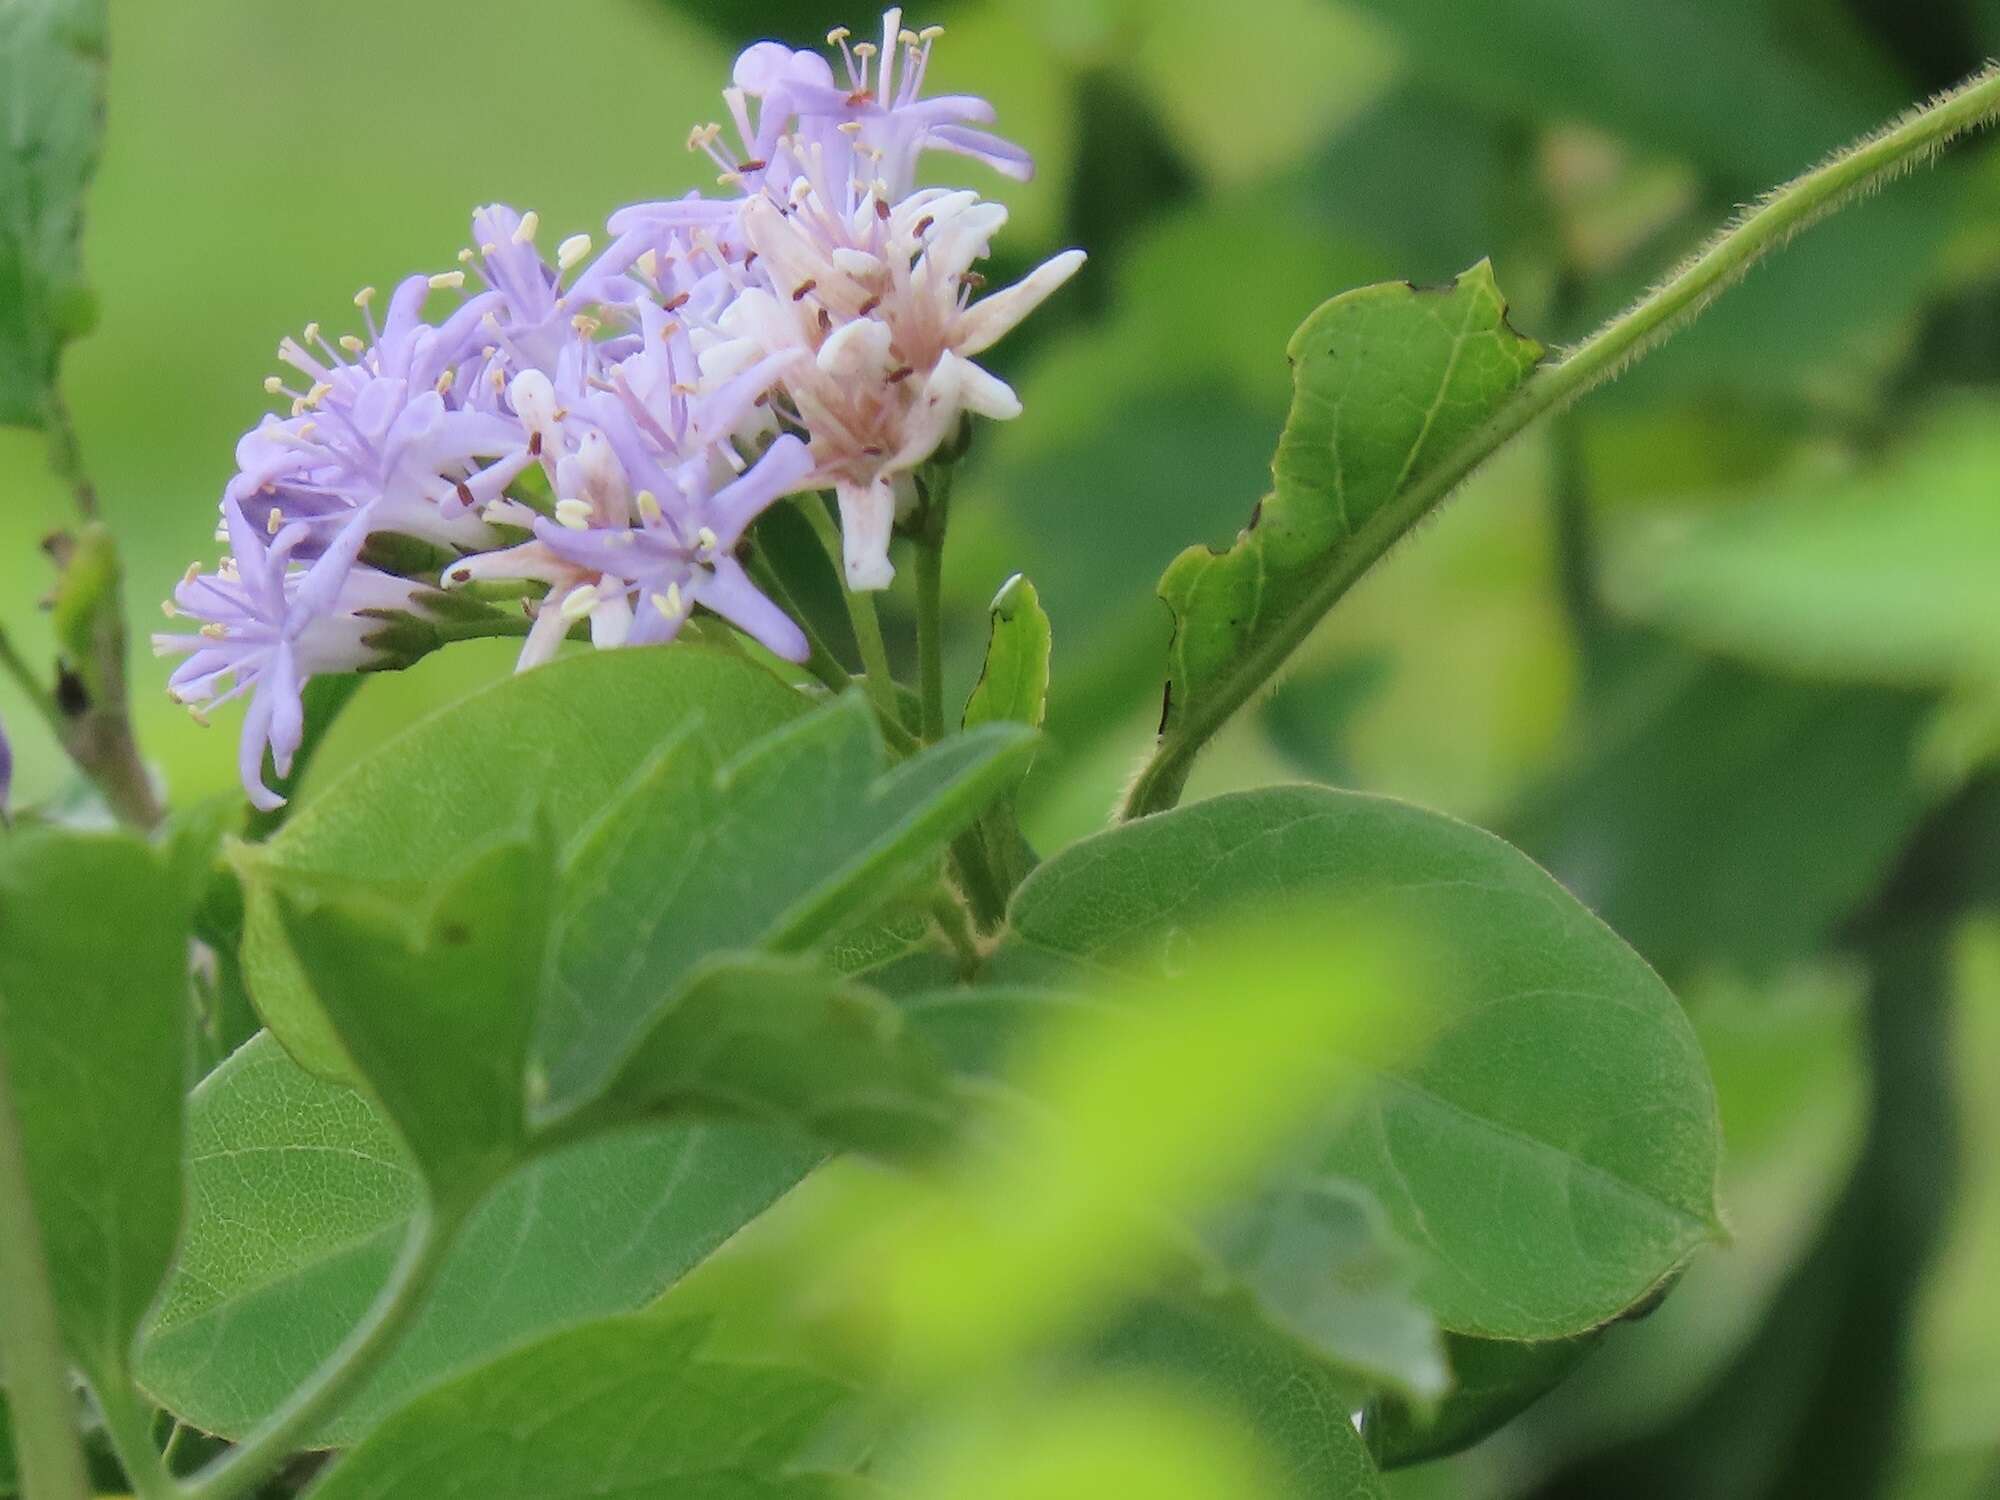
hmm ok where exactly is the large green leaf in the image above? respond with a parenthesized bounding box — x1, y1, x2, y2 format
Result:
(274, 831, 551, 1206)
(543, 693, 1034, 1105)
(242, 647, 807, 1078)
(1604, 403, 2000, 691)
(310, 1314, 850, 1500)
(135, 1033, 817, 1445)
(1140, 263, 1544, 810)
(0, 0, 106, 428)
(997, 786, 1723, 1341)
(0, 828, 191, 1393)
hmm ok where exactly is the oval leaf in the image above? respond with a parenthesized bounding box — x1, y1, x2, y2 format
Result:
(997, 786, 1722, 1341)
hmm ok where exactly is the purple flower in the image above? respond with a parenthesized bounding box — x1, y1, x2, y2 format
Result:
(0, 711, 11, 822)
(156, 500, 420, 810)
(231, 274, 527, 556)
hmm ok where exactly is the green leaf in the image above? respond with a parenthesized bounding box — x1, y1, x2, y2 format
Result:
(567, 952, 956, 1160)
(905, 1381, 1302, 1500)
(1194, 1177, 1448, 1406)
(1604, 402, 2000, 691)
(964, 575, 1052, 732)
(960, 573, 1051, 894)
(542, 693, 1034, 1105)
(274, 830, 552, 1205)
(1094, 1299, 1387, 1500)
(135, 1033, 818, 1445)
(0, 0, 106, 428)
(242, 646, 808, 1079)
(0, 828, 191, 1392)
(1141, 263, 1544, 810)
(997, 786, 1723, 1341)
(310, 1315, 851, 1500)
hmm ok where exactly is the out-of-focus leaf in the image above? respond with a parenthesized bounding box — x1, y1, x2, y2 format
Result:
(1147, 263, 1544, 809)
(135, 1033, 817, 1445)
(904, 1381, 1310, 1500)
(544, 693, 1033, 1105)
(1606, 403, 2000, 690)
(273, 831, 551, 1205)
(1508, 640, 1933, 980)
(842, 918, 1415, 1379)
(1337, 0, 1890, 188)
(241, 647, 807, 1079)
(310, 1315, 852, 1500)
(569, 952, 956, 1160)
(0, 0, 106, 428)
(997, 786, 1723, 1340)
(1092, 1299, 1388, 1500)
(0, 828, 191, 1394)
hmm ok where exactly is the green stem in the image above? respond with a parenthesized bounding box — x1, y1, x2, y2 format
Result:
(926, 885, 982, 979)
(741, 542, 854, 696)
(1119, 61, 2000, 820)
(795, 494, 915, 752)
(0, 624, 64, 745)
(94, 1383, 176, 1500)
(912, 468, 953, 744)
(0, 1044, 93, 1500)
(185, 1202, 466, 1500)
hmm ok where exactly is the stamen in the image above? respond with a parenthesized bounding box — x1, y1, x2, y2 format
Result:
(353, 285, 376, 309)
(263, 376, 285, 395)
(556, 233, 593, 271)
(695, 525, 718, 552)
(512, 210, 541, 245)
(635, 490, 662, 522)
(429, 270, 466, 290)
(554, 498, 594, 530)
(559, 583, 600, 620)
(339, 334, 365, 355)
(265, 509, 284, 535)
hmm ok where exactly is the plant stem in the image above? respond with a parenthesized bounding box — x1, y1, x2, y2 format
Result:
(185, 1201, 466, 1500)
(927, 884, 983, 979)
(0, 623, 64, 742)
(1120, 60, 2000, 821)
(741, 542, 854, 696)
(912, 470, 953, 743)
(794, 494, 915, 752)
(94, 1382, 176, 1500)
(0, 1044, 93, 1500)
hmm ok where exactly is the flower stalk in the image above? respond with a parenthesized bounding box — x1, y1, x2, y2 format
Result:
(1119, 59, 2000, 821)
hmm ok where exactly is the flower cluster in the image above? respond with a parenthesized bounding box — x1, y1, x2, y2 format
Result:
(156, 8, 1082, 810)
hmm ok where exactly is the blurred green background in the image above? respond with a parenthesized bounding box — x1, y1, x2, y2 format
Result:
(8, 2, 2000, 1496)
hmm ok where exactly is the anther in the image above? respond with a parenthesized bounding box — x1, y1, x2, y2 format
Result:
(512, 210, 540, 245)
(557, 233, 593, 271)
(554, 498, 594, 529)
(429, 270, 466, 290)
(353, 285, 376, 309)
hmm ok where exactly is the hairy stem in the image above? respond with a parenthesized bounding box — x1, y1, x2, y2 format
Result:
(1120, 61, 2000, 820)
(0, 1044, 94, 1500)
(185, 1201, 467, 1500)
(795, 494, 914, 752)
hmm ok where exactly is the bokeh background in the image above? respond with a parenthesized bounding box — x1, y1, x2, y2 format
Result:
(6, 2, 2000, 1496)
